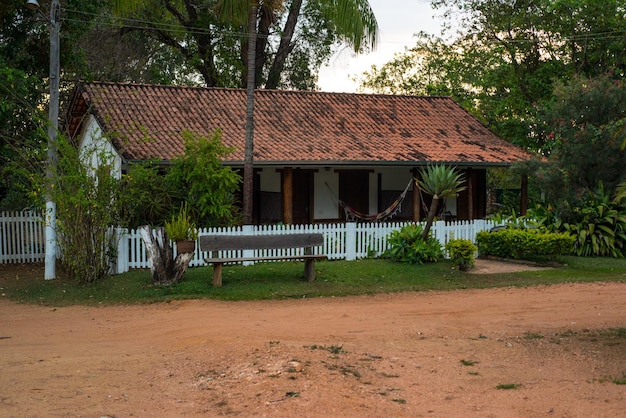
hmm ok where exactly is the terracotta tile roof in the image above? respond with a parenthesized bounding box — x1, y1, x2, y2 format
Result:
(65, 81, 533, 166)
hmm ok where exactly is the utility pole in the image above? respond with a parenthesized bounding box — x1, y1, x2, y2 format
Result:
(27, 0, 60, 280)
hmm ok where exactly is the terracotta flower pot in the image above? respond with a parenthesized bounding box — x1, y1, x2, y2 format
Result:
(176, 240, 196, 254)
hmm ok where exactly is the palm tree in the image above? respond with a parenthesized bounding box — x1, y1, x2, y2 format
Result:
(417, 164, 466, 241)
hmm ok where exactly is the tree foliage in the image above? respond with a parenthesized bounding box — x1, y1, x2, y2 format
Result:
(0, 61, 46, 210)
(167, 130, 242, 227)
(110, 0, 378, 89)
(0, 0, 116, 209)
(359, 0, 626, 151)
(120, 130, 241, 229)
(513, 74, 626, 222)
(535, 73, 626, 191)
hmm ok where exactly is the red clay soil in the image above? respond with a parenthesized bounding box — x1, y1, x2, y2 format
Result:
(1, 262, 625, 417)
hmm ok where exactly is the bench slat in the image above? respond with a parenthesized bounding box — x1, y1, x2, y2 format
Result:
(199, 233, 323, 251)
(204, 254, 327, 264)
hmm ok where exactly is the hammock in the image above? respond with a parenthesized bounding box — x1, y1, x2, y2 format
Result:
(325, 180, 413, 222)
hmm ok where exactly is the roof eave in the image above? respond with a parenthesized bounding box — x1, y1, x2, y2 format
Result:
(221, 159, 522, 168)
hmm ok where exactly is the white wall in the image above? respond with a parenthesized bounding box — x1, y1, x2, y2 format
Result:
(79, 115, 122, 179)
(259, 168, 281, 193)
(378, 167, 414, 190)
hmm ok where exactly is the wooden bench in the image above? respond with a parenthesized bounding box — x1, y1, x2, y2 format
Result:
(199, 233, 326, 287)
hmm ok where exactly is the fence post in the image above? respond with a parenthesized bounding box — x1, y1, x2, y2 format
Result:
(242, 224, 255, 265)
(114, 227, 129, 274)
(473, 219, 485, 241)
(345, 222, 357, 261)
(434, 220, 447, 247)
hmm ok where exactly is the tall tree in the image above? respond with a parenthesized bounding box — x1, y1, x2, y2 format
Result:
(361, 0, 625, 152)
(111, 0, 378, 89)
(534, 74, 626, 201)
(0, 0, 113, 210)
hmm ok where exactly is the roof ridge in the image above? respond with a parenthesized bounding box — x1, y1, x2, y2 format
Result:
(80, 80, 453, 100)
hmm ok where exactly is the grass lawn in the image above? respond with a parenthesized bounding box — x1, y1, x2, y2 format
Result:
(1, 256, 625, 306)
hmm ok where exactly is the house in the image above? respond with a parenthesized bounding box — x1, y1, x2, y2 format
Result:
(64, 82, 533, 224)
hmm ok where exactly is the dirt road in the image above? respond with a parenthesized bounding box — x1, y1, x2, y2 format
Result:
(1, 281, 625, 417)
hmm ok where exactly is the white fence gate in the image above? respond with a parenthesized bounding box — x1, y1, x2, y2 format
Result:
(1, 211, 498, 273)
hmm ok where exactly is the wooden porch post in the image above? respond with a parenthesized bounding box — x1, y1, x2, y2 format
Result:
(467, 168, 474, 220)
(283, 167, 293, 224)
(412, 168, 420, 221)
(520, 174, 528, 215)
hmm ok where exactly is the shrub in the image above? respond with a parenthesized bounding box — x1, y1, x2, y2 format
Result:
(52, 135, 121, 284)
(445, 238, 478, 270)
(476, 229, 574, 260)
(562, 190, 626, 258)
(524, 185, 626, 258)
(384, 224, 443, 264)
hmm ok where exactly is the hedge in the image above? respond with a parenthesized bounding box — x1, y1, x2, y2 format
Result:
(476, 229, 575, 259)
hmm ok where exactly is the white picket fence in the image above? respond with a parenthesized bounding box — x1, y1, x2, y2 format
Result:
(112, 219, 499, 273)
(1, 211, 498, 273)
(0, 211, 45, 263)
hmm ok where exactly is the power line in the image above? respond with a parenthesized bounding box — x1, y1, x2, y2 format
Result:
(61, 8, 626, 46)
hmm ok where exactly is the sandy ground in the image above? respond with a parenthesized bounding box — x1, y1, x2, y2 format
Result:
(1, 261, 625, 417)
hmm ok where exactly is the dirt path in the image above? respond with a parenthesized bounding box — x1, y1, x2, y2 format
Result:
(1, 279, 625, 417)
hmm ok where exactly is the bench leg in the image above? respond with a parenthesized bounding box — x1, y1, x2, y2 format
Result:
(304, 259, 316, 282)
(212, 263, 223, 287)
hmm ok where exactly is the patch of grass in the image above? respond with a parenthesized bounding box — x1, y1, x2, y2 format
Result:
(598, 328, 626, 339)
(460, 359, 478, 366)
(324, 363, 361, 378)
(468, 371, 480, 376)
(524, 332, 544, 340)
(307, 344, 344, 354)
(613, 375, 626, 385)
(392, 398, 406, 404)
(496, 383, 521, 390)
(2, 256, 625, 306)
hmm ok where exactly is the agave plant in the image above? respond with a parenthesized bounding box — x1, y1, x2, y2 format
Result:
(417, 164, 466, 240)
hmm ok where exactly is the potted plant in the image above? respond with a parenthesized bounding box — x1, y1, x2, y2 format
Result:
(165, 203, 198, 253)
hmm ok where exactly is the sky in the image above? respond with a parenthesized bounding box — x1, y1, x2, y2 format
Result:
(317, 0, 444, 93)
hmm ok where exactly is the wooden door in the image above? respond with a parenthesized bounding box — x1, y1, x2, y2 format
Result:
(339, 171, 369, 220)
(292, 170, 313, 224)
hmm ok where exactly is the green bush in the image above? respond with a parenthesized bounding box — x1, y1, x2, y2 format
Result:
(445, 238, 478, 270)
(52, 136, 121, 284)
(524, 185, 626, 258)
(384, 224, 443, 264)
(476, 229, 574, 260)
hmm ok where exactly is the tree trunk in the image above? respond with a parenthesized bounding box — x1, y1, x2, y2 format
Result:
(138, 225, 193, 285)
(265, 0, 303, 89)
(422, 196, 440, 241)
